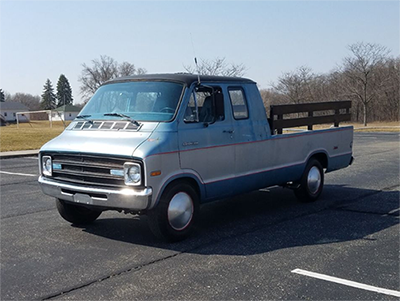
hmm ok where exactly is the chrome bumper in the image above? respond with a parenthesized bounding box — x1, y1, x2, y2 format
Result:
(38, 176, 152, 211)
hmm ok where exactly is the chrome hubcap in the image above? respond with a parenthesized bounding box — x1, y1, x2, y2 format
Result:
(168, 192, 194, 231)
(307, 166, 321, 194)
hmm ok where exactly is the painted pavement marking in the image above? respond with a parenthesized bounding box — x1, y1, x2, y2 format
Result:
(292, 268, 400, 298)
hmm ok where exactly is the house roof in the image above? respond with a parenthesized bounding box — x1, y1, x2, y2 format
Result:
(0, 102, 30, 111)
(54, 105, 81, 112)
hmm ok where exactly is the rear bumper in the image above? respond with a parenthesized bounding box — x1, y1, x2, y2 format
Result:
(38, 176, 152, 211)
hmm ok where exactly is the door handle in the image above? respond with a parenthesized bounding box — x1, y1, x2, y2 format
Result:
(223, 130, 234, 134)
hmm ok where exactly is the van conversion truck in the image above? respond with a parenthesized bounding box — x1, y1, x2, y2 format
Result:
(38, 74, 353, 241)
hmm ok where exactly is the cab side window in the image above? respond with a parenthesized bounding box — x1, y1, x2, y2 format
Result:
(228, 88, 248, 120)
(184, 86, 224, 123)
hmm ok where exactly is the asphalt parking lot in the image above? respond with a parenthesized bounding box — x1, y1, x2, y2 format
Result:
(1, 132, 399, 300)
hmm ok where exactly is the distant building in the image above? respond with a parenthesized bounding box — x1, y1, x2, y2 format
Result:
(51, 105, 81, 121)
(0, 102, 30, 122)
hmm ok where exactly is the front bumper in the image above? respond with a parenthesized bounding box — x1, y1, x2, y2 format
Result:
(38, 176, 152, 211)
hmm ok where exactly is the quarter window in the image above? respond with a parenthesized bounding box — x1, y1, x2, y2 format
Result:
(228, 88, 248, 119)
(184, 92, 198, 122)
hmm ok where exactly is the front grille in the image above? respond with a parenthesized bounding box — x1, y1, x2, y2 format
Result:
(46, 153, 140, 188)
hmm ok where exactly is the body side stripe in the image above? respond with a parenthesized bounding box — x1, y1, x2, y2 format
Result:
(144, 127, 353, 159)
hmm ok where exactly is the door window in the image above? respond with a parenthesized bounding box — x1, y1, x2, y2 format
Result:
(184, 86, 224, 123)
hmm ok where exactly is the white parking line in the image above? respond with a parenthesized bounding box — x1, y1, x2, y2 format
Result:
(0, 171, 37, 177)
(292, 269, 400, 297)
(388, 208, 399, 215)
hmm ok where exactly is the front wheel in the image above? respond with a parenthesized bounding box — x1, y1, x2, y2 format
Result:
(294, 159, 324, 202)
(56, 199, 102, 225)
(147, 182, 199, 242)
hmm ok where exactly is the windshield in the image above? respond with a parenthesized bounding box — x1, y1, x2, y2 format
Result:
(79, 81, 184, 122)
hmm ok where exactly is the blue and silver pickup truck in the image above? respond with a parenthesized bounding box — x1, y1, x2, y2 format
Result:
(38, 74, 353, 241)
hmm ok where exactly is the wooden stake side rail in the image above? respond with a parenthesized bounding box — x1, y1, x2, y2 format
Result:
(269, 101, 352, 134)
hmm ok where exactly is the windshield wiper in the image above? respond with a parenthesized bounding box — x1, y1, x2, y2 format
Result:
(76, 114, 93, 124)
(104, 113, 141, 127)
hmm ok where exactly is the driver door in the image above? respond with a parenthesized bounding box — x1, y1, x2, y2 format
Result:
(178, 87, 235, 201)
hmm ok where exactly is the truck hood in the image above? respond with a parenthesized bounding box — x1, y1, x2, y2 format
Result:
(40, 122, 159, 158)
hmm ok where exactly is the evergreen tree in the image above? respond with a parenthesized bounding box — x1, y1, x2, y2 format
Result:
(0, 89, 5, 102)
(56, 74, 73, 107)
(40, 79, 56, 109)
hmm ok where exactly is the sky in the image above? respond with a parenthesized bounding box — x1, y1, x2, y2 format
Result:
(1, 1, 399, 104)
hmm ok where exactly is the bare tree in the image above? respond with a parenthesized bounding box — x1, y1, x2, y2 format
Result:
(341, 42, 390, 126)
(8, 93, 41, 110)
(382, 57, 400, 121)
(119, 61, 146, 77)
(273, 66, 315, 104)
(268, 44, 397, 124)
(184, 57, 246, 77)
(259, 88, 285, 111)
(366, 57, 400, 122)
(4, 91, 11, 102)
(79, 55, 147, 101)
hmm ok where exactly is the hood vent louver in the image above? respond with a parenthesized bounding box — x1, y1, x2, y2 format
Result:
(70, 121, 140, 131)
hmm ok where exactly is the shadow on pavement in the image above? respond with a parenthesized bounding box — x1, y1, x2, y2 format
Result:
(79, 185, 399, 255)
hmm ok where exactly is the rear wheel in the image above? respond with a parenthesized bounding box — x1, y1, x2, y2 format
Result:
(294, 159, 324, 202)
(148, 182, 199, 242)
(56, 199, 102, 225)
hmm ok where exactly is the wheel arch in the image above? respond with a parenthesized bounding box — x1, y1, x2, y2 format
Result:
(152, 174, 204, 209)
(308, 150, 328, 169)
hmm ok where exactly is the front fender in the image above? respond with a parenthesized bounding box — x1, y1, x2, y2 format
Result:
(150, 171, 205, 209)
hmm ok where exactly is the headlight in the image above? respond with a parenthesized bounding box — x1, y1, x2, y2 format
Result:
(42, 155, 52, 176)
(124, 163, 141, 186)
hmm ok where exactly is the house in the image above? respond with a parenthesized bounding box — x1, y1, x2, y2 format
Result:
(50, 105, 81, 121)
(0, 102, 30, 123)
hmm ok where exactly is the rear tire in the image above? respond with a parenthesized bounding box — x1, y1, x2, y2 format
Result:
(148, 182, 199, 242)
(294, 159, 324, 202)
(56, 199, 102, 225)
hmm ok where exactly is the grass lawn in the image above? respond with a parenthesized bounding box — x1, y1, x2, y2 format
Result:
(351, 121, 400, 132)
(286, 121, 400, 133)
(0, 121, 70, 152)
(0, 120, 398, 152)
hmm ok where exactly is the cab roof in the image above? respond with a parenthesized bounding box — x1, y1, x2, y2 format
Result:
(105, 73, 256, 86)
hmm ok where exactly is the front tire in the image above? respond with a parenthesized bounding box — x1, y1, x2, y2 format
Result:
(56, 199, 102, 225)
(294, 159, 324, 202)
(148, 182, 199, 242)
